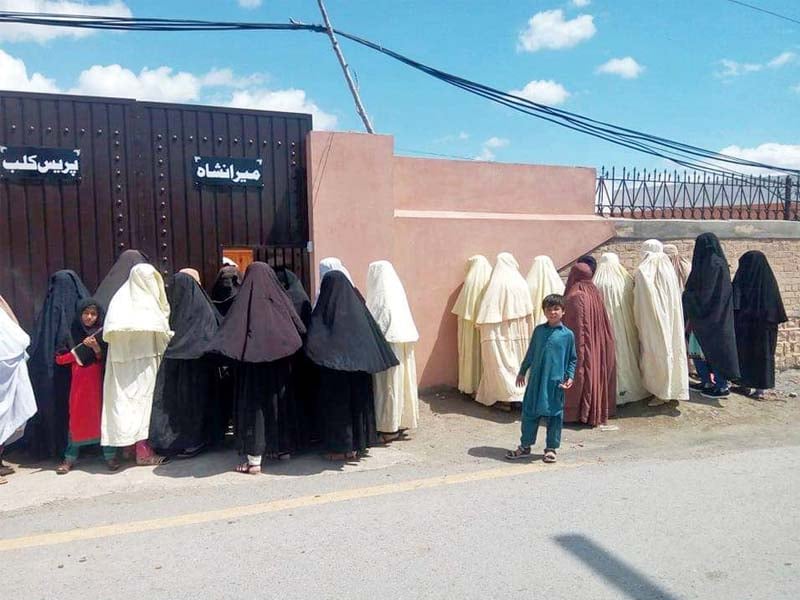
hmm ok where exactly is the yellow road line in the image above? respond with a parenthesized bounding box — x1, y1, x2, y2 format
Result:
(0, 460, 582, 552)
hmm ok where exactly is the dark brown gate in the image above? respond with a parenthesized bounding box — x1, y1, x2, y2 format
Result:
(0, 90, 311, 328)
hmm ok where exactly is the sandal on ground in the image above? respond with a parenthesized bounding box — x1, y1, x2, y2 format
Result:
(0, 475, 6, 485)
(56, 461, 73, 475)
(543, 449, 557, 463)
(106, 458, 121, 472)
(0, 464, 14, 476)
(235, 462, 261, 475)
(751, 390, 766, 400)
(136, 454, 169, 466)
(378, 431, 408, 444)
(648, 398, 668, 407)
(505, 446, 531, 460)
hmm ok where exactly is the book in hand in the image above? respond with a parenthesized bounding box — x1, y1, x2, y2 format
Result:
(70, 328, 103, 366)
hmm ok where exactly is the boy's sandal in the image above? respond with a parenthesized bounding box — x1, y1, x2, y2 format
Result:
(56, 461, 73, 475)
(505, 446, 531, 460)
(543, 450, 557, 463)
(235, 462, 261, 475)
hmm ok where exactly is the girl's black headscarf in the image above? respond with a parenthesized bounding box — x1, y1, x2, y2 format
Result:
(305, 271, 399, 374)
(208, 262, 305, 363)
(68, 297, 107, 365)
(577, 254, 597, 275)
(210, 265, 242, 316)
(683, 232, 740, 379)
(733, 251, 787, 324)
(94, 249, 149, 311)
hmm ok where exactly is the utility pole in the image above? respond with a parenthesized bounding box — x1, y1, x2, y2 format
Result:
(316, 0, 375, 133)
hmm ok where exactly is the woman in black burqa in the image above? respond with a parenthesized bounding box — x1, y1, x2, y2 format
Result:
(274, 266, 320, 447)
(207, 262, 306, 474)
(305, 271, 399, 461)
(24, 270, 90, 460)
(149, 272, 222, 456)
(94, 249, 148, 311)
(210, 265, 242, 317)
(732, 251, 787, 399)
(683, 233, 740, 399)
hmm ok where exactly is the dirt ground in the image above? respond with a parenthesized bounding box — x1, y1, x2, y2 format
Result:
(1, 370, 798, 513)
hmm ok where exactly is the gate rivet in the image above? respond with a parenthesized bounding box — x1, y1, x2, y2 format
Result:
(158, 159, 164, 165)
(63, 127, 69, 133)
(97, 129, 103, 135)
(114, 141, 120, 146)
(10, 124, 16, 130)
(262, 140, 268, 146)
(202, 136, 208, 142)
(117, 214, 123, 221)
(233, 138, 239, 144)
(160, 202, 166, 208)
(188, 135, 194, 141)
(114, 130, 120, 136)
(277, 140, 282, 146)
(116, 199, 123, 206)
(161, 215, 167, 221)
(118, 228, 124, 234)
(161, 229, 167, 235)
(172, 135, 178, 141)
(157, 134, 162, 140)
(249, 139, 254, 145)
(116, 169, 121, 176)
(80, 128, 86, 134)
(116, 184, 122, 191)
(114, 155, 120, 161)
(159, 173, 165, 179)
(160, 187, 165, 193)
(292, 161, 297, 166)
(119, 242, 125, 249)
(46, 126, 52, 133)
(162, 257, 168, 262)
(157, 144, 163, 151)
(291, 142, 296, 147)
(291, 151, 296, 157)
(217, 136, 223, 143)
(29, 125, 34, 131)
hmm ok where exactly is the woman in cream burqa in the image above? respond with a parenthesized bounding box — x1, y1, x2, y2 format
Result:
(305, 271, 398, 461)
(526, 255, 565, 326)
(25, 270, 90, 459)
(475, 253, 533, 408)
(208, 262, 306, 474)
(102, 264, 172, 465)
(593, 253, 648, 405)
(366, 260, 419, 441)
(563, 263, 617, 425)
(634, 240, 689, 404)
(683, 233, 739, 398)
(451, 255, 492, 396)
(149, 272, 222, 456)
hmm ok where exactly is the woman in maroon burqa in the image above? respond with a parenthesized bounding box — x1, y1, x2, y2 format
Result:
(563, 263, 617, 426)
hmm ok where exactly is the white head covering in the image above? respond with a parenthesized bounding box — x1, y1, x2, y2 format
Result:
(663, 244, 691, 290)
(222, 256, 238, 268)
(475, 252, 533, 325)
(452, 255, 493, 322)
(317, 257, 354, 299)
(641, 238, 664, 260)
(105, 263, 172, 343)
(525, 255, 565, 325)
(366, 260, 419, 344)
(0, 309, 37, 444)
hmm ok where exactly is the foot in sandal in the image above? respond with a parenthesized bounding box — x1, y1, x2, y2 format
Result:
(56, 461, 74, 475)
(235, 462, 261, 475)
(543, 449, 557, 463)
(505, 446, 531, 460)
(136, 454, 168, 466)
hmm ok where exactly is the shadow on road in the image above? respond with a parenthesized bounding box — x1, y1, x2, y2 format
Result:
(554, 533, 682, 600)
(421, 391, 520, 424)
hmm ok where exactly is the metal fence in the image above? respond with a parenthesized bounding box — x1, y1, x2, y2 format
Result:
(596, 167, 799, 220)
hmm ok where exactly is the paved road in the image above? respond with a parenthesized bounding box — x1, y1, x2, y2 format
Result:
(2, 444, 798, 600)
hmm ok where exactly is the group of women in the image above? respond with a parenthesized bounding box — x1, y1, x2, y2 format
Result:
(0, 252, 420, 483)
(452, 233, 787, 426)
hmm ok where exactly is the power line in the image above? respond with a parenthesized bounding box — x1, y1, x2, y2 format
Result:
(722, 0, 800, 26)
(0, 10, 795, 178)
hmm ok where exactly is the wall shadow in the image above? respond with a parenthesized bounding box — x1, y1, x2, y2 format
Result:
(553, 533, 682, 600)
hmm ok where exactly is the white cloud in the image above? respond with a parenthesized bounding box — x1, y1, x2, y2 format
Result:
(237, 0, 261, 7)
(0, 1, 132, 43)
(474, 137, 509, 161)
(717, 50, 796, 78)
(433, 131, 470, 144)
(572, 0, 591, 6)
(517, 9, 596, 52)
(718, 143, 800, 174)
(0, 48, 59, 92)
(227, 88, 338, 130)
(70, 65, 202, 102)
(509, 79, 570, 106)
(201, 68, 265, 89)
(768, 51, 796, 68)
(596, 56, 645, 79)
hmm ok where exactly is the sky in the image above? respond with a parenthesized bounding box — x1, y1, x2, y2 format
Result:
(0, 0, 798, 172)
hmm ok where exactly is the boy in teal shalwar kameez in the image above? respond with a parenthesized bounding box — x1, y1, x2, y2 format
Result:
(506, 294, 577, 463)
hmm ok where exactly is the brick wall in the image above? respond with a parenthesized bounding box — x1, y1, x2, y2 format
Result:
(570, 238, 800, 370)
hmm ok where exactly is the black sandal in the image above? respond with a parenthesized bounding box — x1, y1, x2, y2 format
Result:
(505, 446, 531, 460)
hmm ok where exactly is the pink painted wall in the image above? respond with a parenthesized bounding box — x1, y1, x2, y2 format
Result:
(307, 131, 615, 389)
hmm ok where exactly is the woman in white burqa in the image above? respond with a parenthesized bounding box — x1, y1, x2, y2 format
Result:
(102, 263, 173, 465)
(663, 244, 691, 291)
(633, 240, 689, 405)
(451, 255, 492, 395)
(0, 307, 38, 473)
(593, 253, 649, 405)
(366, 261, 419, 441)
(526, 255, 565, 326)
(475, 252, 533, 407)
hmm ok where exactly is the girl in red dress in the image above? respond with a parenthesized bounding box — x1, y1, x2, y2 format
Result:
(55, 299, 119, 473)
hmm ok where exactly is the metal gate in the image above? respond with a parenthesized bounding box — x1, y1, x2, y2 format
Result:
(0, 90, 311, 328)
